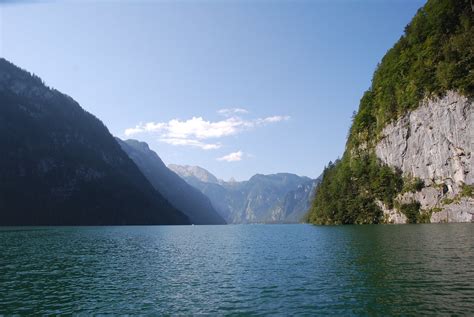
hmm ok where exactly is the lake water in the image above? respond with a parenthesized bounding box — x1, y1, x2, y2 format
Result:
(0, 224, 473, 315)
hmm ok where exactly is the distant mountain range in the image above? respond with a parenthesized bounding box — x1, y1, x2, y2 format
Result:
(0, 58, 189, 225)
(117, 139, 226, 225)
(169, 165, 320, 223)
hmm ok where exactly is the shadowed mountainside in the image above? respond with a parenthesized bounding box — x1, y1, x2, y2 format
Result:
(0, 58, 189, 225)
(118, 139, 226, 225)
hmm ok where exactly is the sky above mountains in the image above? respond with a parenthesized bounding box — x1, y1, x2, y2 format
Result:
(0, 0, 424, 180)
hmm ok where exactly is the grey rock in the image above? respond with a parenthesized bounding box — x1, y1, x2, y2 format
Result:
(375, 91, 473, 223)
(430, 198, 474, 223)
(376, 200, 407, 224)
(168, 164, 220, 184)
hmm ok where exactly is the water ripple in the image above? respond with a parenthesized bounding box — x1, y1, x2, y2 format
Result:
(0, 224, 473, 315)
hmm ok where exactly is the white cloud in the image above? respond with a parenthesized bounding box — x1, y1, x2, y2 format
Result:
(124, 126, 144, 136)
(260, 115, 291, 123)
(160, 138, 221, 150)
(217, 151, 243, 162)
(218, 108, 249, 116)
(125, 116, 243, 139)
(166, 117, 243, 139)
(125, 122, 166, 136)
(124, 111, 290, 150)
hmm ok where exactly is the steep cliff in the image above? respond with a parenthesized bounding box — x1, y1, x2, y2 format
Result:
(307, 0, 473, 224)
(0, 58, 189, 225)
(375, 91, 473, 223)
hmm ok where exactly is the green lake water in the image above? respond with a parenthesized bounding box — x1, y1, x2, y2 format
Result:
(0, 224, 473, 315)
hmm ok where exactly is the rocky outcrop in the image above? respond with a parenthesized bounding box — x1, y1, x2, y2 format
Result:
(376, 91, 473, 223)
(430, 198, 474, 223)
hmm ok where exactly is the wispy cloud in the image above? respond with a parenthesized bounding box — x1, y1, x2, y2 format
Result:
(125, 109, 290, 150)
(217, 108, 249, 117)
(217, 151, 243, 162)
(160, 138, 221, 150)
(259, 115, 291, 123)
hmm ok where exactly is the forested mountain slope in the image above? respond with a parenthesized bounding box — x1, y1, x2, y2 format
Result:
(0, 58, 189, 225)
(307, 0, 473, 224)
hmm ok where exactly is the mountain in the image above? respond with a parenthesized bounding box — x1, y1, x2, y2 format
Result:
(168, 164, 220, 184)
(169, 165, 319, 223)
(307, 0, 473, 224)
(0, 58, 189, 225)
(117, 139, 226, 225)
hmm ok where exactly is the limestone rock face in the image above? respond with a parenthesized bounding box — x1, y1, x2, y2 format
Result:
(430, 198, 474, 223)
(375, 91, 473, 223)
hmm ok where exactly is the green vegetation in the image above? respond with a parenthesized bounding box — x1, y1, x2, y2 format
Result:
(442, 197, 455, 205)
(416, 209, 432, 224)
(438, 183, 474, 207)
(428, 207, 443, 213)
(349, 0, 473, 141)
(460, 183, 474, 198)
(307, 0, 473, 225)
(402, 177, 425, 194)
(400, 202, 421, 224)
(306, 154, 403, 225)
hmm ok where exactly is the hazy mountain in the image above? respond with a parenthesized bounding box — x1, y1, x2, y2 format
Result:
(169, 165, 320, 223)
(0, 58, 189, 225)
(168, 164, 220, 184)
(118, 139, 226, 225)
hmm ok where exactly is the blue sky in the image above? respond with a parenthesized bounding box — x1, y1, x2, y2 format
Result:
(0, 0, 425, 180)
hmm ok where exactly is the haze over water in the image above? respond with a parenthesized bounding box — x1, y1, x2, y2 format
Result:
(1, 224, 473, 315)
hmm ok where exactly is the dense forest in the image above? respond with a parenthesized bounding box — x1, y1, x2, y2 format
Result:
(307, 0, 474, 224)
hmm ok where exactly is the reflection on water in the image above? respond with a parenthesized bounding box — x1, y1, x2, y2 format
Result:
(0, 224, 473, 315)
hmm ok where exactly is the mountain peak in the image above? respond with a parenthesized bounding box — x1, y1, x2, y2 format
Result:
(168, 164, 219, 184)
